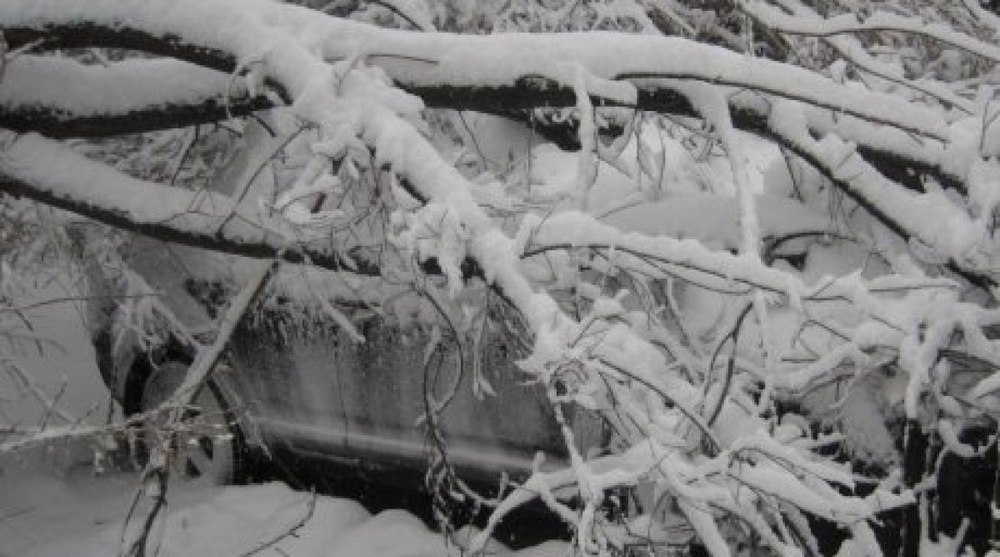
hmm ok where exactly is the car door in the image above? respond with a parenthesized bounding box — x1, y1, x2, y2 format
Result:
(226, 309, 570, 484)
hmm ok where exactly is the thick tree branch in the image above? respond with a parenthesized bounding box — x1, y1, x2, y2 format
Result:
(4, 22, 237, 73)
(764, 107, 998, 288)
(0, 1, 984, 291)
(0, 131, 479, 281)
(0, 132, 375, 274)
(0, 0, 984, 290)
(0, 0, 966, 193)
(1, 98, 273, 139)
(0, 56, 281, 138)
(0, 64, 960, 192)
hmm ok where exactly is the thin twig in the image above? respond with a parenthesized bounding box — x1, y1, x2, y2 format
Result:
(241, 490, 318, 557)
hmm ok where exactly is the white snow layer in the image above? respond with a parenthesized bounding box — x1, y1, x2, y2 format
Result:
(0, 469, 567, 557)
(0, 56, 245, 118)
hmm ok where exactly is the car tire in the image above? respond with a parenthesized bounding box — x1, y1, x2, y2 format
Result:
(139, 361, 242, 485)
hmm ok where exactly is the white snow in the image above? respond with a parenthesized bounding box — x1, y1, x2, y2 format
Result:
(739, 0, 1000, 65)
(743, 0, 975, 113)
(601, 193, 826, 250)
(0, 132, 353, 267)
(4, 1, 1000, 554)
(0, 0, 952, 144)
(0, 467, 568, 557)
(0, 56, 245, 119)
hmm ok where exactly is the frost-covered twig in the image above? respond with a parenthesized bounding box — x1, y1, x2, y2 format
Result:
(2, 360, 78, 426)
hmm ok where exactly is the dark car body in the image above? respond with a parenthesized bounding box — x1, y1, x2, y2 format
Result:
(82, 118, 600, 515)
(84, 234, 587, 495)
(222, 310, 569, 486)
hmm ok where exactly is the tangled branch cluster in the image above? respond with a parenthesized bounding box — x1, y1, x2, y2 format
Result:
(2, 0, 1000, 555)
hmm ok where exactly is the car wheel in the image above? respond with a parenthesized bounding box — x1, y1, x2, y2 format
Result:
(139, 361, 241, 485)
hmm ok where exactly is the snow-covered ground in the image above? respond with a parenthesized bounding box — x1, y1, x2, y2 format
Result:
(0, 294, 107, 432)
(0, 294, 572, 557)
(0, 465, 568, 557)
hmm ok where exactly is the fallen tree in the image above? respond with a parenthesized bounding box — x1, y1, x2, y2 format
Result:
(2, 0, 1000, 555)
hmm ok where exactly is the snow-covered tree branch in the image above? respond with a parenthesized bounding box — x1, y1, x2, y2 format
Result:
(3, 0, 1000, 555)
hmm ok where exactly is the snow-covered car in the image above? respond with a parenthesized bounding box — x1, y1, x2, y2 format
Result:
(82, 112, 816, 492)
(81, 106, 829, 549)
(85, 238, 587, 490)
(78, 117, 609, 504)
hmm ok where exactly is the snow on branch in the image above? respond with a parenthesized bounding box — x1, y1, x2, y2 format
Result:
(0, 0, 961, 160)
(4, 0, 989, 209)
(0, 131, 377, 274)
(739, 0, 1000, 64)
(961, 0, 1000, 36)
(517, 210, 959, 331)
(768, 101, 1000, 286)
(744, 0, 977, 114)
(4, 0, 1000, 554)
(0, 56, 275, 138)
(4, 0, 988, 254)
